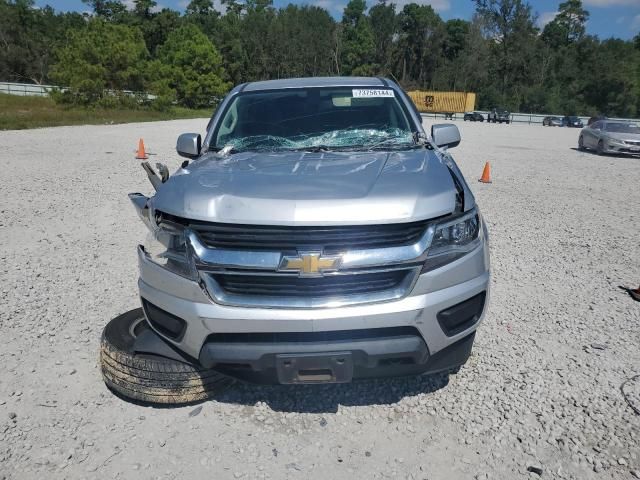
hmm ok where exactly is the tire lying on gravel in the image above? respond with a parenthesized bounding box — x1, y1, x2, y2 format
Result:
(100, 309, 233, 405)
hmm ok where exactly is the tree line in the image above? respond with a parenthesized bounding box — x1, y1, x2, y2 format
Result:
(1, 0, 639, 116)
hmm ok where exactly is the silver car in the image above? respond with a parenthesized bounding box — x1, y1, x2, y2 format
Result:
(579, 120, 640, 155)
(542, 116, 562, 127)
(129, 77, 490, 385)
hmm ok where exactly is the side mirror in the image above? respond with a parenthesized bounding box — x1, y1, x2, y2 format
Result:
(176, 133, 202, 159)
(431, 124, 461, 149)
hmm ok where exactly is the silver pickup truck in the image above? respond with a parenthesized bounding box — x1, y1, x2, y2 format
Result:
(101, 77, 490, 403)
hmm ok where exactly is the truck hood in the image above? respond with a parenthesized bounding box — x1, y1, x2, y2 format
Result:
(151, 149, 457, 225)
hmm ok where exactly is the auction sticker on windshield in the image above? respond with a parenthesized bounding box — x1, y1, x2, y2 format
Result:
(352, 89, 395, 98)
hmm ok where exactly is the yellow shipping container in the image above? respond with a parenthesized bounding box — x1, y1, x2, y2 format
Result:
(407, 91, 476, 114)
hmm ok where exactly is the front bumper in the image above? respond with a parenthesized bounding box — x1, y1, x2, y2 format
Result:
(603, 143, 640, 155)
(137, 235, 490, 382)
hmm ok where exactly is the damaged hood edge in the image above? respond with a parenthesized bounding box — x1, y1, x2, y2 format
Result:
(143, 149, 464, 226)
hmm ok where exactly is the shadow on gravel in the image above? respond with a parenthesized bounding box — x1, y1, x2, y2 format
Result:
(216, 372, 451, 413)
(570, 147, 640, 158)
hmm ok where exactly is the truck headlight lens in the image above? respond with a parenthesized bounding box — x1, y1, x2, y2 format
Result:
(422, 209, 482, 272)
(143, 227, 196, 279)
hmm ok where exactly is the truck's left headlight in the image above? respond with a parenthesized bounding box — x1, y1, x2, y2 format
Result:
(422, 208, 482, 272)
(143, 227, 196, 279)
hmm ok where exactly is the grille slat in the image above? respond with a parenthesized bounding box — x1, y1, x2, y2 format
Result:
(158, 211, 430, 251)
(212, 270, 409, 298)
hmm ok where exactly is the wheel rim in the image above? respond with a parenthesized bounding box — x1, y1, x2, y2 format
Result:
(129, 316, 147, 339)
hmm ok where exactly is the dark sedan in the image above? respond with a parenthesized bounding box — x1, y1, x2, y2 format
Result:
(542, 116, 562, 127)
(464, 111, 485, 122)
(562, 115, 584, 128)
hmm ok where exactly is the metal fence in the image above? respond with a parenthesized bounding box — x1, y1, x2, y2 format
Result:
(0, 81, 157, 101)
(421, 111, 639, 125)
(0, 82, 58, 97)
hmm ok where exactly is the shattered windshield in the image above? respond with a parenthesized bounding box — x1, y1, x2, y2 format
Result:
(211, 87, 416, 153)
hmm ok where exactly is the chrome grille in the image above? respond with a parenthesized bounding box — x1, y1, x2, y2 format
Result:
(173, 214, 435, 309)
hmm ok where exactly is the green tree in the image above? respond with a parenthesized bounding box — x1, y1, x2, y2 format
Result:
(133, 0, 157, 19)
(542, 0, 588, 47)
(395, 3, 445, 87)
(443, 19, 470, 60)
(242, 0, 277, 80)
(474, 0, 539, 108)
(216, 0, 247, 84)
(151, 24, 229, 108)
(340, 0, 376, 75)
(267, 5, 336, 78)
(81, 0, 127, 21)
(140, 8, 182, 55)
(0, 0, 83, 84)
(184, 0, 219, 38)
(433, 15, 488, 93)
(186, 0, 216, 16)
(49, 19, 148, 103)
(369, 1, 396, 75)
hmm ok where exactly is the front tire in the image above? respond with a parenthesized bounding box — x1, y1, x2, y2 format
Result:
(100, 309, 233, 405)
(597, 140, 604, 156)
(578, 135, 585, 150)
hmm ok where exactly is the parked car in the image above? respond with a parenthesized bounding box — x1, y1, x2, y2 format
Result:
(464, 111, 485, 122)
(562, 115, 583, 128)
(487, 108, 510, 124)
(579, 120, 640, 155)
(101, 76, 490, 402)
(542, 116, 562, 127)
(588, 115, 607, 126)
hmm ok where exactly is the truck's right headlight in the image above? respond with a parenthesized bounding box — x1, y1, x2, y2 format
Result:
(422, 208, 482, 272)
(143, 226, 196, 279)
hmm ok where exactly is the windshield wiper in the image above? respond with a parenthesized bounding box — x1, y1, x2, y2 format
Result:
(286, 145, 333, 152)
(369, 143, 422, 151)
(360, 137, 422, 151)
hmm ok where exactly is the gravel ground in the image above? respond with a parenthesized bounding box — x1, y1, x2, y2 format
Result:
(1, 119, 639, 480)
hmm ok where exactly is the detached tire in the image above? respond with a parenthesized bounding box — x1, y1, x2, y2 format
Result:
(100, 309, 233, 405)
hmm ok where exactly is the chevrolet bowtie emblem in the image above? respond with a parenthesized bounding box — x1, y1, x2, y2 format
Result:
(278, 252, 342, 276)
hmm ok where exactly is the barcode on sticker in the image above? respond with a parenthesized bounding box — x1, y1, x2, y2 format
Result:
(352, 89, 395, 98)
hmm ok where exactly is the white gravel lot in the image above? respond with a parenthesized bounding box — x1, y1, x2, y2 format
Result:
(1, 118, 639, 480)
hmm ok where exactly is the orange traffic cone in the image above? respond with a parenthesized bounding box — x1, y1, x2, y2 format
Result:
(478, 162, 492, 183)
(136, 138, 148, 160)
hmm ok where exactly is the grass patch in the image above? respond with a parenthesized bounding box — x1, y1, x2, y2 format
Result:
(0, 93, 210, 130)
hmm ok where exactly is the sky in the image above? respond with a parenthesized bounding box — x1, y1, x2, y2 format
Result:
(35, 0, 640, 40)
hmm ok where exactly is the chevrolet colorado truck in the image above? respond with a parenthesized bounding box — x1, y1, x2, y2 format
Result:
(101, 77, 490, 404)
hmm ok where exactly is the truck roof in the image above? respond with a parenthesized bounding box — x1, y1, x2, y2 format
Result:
(242, 76, 391, 92)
